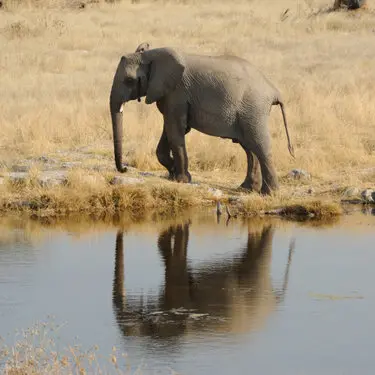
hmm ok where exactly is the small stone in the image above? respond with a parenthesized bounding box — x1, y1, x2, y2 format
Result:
(343, 187, 360, 198)
(37, 171, 68, 188)
(361, 189, 375, 203)
(8, 172, 28, 184)
(11, 165, 30, 172)
(307, 187, 315, 194)
(110, 176, 144, 185)
(287, 169, 311, 180)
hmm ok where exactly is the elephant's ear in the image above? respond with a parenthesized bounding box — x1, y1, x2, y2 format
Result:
(141, 48, 185, 105)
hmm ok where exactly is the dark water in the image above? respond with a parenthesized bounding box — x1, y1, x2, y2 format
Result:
(0, 211, 374, 374)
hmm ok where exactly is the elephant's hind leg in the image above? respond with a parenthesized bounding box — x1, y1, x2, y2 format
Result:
(239, 116, 279, 195)
(239, 144, 262, 193)
(254, 145, 279, 195)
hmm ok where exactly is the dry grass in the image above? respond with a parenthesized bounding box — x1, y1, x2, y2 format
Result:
(0, 0, 374, 218)
(0, 168, 201, 217)
(0, 165, 344, 220)
(0, 319, 140, 375)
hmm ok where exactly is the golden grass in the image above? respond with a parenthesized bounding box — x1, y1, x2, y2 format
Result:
(0, 0, 374, 219)
(0, 319, 136, 375)
(0, 166, 344, 221)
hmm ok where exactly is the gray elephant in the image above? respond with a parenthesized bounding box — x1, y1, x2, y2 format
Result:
(112, 220, 295, 339)
(110, 43, 294, 194)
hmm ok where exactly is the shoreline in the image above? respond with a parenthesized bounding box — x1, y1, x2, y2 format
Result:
(1, 158, 373, 222)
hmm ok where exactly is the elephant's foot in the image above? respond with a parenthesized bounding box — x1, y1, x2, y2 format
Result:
(168, 168, 176, 180)
(175, 172, 192, 183)
(240, 181, 261, 193)
(168, 168, 192, 183)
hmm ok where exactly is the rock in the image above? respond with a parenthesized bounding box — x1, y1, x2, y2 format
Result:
(110, 176, 144, 186)
(287, 169, 311, 180)
(37, 171, 68, 188)
(361, 189, 375, 203)
(11, 164, 30, 172)
(343, 187, 360, 198)
(307, 187, 315, 195)
(8, 172, 28, 184)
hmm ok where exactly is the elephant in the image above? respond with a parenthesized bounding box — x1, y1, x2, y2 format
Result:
(333, 0, 367, 10)
(109, 43, 295, 195)
(112, 219, 295, 340)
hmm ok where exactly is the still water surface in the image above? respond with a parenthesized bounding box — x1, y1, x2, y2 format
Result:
(0, 211, 374, 374)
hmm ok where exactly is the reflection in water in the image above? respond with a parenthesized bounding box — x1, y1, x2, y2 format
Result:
(112, 221, 295, 340)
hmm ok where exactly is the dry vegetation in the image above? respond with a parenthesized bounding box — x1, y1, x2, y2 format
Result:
(0, 319, 138, 374)
(0, 0, 374, 218)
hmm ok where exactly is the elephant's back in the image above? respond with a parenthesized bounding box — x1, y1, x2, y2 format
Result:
(185, 54, 251, 81)
(185, 53, 278, 101)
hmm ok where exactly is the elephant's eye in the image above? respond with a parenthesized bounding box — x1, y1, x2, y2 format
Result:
(124, 77, 135, 86)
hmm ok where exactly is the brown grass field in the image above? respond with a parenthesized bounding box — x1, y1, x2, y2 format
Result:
(0, 0, 374, 219)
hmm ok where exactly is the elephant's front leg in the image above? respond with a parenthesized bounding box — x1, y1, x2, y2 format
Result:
(170, 143, 191, 183)
(156, 128, 175, 179)
(164, 109, 191, 184)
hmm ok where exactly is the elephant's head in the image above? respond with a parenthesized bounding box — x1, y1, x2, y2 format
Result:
(109, 43, 185, 173)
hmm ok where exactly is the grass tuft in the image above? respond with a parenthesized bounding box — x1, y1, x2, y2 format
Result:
(0, 319, 136, 375)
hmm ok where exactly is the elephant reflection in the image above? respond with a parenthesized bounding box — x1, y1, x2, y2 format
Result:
(112, 221, 294, 339)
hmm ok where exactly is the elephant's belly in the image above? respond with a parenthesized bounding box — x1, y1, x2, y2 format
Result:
(189, 107, 237, 139)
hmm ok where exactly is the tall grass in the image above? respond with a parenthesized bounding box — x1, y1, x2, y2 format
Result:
(0, 0, 374, 183)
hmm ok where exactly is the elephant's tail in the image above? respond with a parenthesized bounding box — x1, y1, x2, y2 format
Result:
(274, 99, 295, 158)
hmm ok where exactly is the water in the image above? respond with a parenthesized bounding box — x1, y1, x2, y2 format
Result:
(0, 210, 374, 374)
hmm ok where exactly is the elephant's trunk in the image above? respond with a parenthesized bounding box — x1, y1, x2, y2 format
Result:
(110, 94, 127, 173)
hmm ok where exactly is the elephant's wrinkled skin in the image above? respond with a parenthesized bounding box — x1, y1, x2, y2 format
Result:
(112, 221, 295, 339)
(110, 43, 294, 194)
